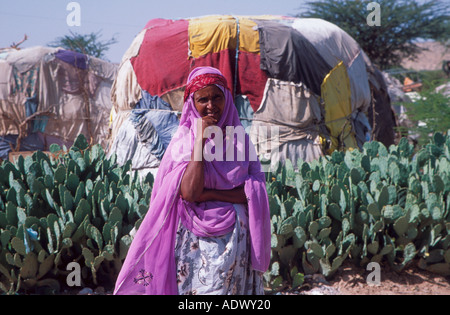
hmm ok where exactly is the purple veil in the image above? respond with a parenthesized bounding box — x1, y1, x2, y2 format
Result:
(113, 67, 271, 295)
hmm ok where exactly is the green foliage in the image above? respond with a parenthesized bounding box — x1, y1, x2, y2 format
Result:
(413, 70, 449, 92)
(0, 135, 152, 294)
(401, 91, 450, 146)
(49, 30, 118, 60)
(264, 133, 450, 291)
(2, 133, 449, 294)
(298, 0, 450, 69)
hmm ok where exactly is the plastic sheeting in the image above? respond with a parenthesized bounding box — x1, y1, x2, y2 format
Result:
(3, 47, 55, 73)
(189, 15, 239, 58)
(0, 52, 41, 137)
(131, 90, 179, 160)
(0, 133, 45, 160)
(188, 15, 261, 58)
(362, 51, 397, 147)
(250, 78, 324, 166)
(108, 90, 179, 170)
(109, 15, 391, 173)
(108, 118, 160, 170)
(110, 59, 142, 143)
(38, 53, 116, 149)
(0, 46, 118, 152)
(234, 95, 253, 130)
(257, 20, 332, 97)
(130, 19, 190, 98)
(0, 61, 11, 100)
(54, 50, 88, 70)
(292, 18, 371, 113)
(321, 61, 358, 152)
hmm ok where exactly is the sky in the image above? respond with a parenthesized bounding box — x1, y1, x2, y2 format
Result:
(0, 0, 307, 63)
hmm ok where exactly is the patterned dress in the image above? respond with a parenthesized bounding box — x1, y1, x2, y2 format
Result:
(174, 204, 264, 295)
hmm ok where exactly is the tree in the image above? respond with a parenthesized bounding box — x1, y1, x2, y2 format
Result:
(297, 0, 450, 70)
(49, 30, 118, 60)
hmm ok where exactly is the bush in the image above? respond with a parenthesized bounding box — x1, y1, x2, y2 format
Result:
(401, 91, 450, 147)
(0, 135, 153, 294)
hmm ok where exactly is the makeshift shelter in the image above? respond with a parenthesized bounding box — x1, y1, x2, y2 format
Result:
(0, 46, 118, 160)
(108, 15, 394, 174)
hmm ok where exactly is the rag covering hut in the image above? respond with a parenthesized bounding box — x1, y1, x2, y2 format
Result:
(0, 46, 118, 160)
(109, 15, 396, 176)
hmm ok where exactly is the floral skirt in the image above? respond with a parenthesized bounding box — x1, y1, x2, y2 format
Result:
(174, 204, 264, 295)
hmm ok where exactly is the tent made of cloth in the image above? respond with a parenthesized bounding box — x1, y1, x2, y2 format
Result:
(0, 46, 118, 159)
(109, 15, 393, 173)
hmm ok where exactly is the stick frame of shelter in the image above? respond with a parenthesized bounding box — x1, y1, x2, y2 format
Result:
(1, 107, 55, 152)
(0, 34, 28, 50)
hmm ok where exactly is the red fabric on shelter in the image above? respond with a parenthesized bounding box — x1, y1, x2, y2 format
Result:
(132, 16, 267, 112)
(144, 18, 176, 29)
(190, 49, 236, 96)
(237, 51, 267, 111)
(131, 19, 190, 97)
(191, 49, 268, 111)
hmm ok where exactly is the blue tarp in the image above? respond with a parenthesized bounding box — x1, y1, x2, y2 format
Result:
(25, 96, 48, 133)
(54, 50, 88, 70)
(129, 90, 179, 160)
(0, 133, 45, 160)
(235, 95, 254, 130)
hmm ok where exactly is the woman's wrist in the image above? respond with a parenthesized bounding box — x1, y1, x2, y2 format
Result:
(196, 189, 212, 202)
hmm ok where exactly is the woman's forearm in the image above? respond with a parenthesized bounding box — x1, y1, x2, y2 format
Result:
(180, 138, 205, 202)
(180, 117, 247, 204)
(197, 187, 247, 204)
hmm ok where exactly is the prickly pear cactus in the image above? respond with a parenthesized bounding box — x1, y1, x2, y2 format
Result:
(264, 133, 450, 292)
(0, 134, 153, 294)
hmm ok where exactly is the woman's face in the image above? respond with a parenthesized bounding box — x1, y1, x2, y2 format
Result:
(193, 85, 225, 122)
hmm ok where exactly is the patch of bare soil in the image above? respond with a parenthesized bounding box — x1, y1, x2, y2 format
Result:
(64, 262, 450, 296)
(294, 261, 450, 295)
(401, 41, 450, 71)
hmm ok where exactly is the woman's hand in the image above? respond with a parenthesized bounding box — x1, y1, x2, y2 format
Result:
(197, 116, 217, 146)
(181, 116, 218, 202)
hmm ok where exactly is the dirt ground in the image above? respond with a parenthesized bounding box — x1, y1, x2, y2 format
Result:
(292, 261, 450, 295)
(72, 261, 450, 296)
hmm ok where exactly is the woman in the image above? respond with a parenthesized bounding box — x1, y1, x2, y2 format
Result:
(114, 66, 270, 295)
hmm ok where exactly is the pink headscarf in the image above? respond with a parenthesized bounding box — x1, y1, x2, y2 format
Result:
(113, 67, 271, 295)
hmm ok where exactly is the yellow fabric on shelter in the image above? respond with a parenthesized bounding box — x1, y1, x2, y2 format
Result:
(237, 17, 260, 54)
(188, 15, 237, 58)
(188, 15, 261, 58)
(321, 61, 357, 153)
